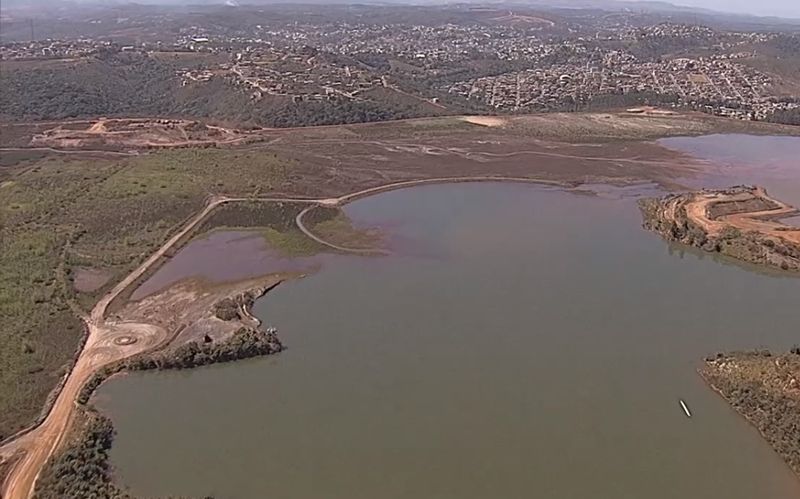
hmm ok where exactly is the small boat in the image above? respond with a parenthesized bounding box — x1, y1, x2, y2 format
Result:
(679, 399, 692, 418)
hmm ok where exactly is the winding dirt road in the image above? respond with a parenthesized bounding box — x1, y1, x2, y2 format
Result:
(0, 176, 573, 499)
(0, 197, 233, 499)
(296, 176, 567, 254)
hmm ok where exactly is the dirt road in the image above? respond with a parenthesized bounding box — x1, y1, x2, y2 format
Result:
(684, 186, 800, 244)
(0, 196, 237, 499)
(0, 176, 585, 498)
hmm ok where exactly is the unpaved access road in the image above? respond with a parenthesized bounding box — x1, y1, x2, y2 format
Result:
(0, 197, 234, 499)
(295, 176, 566, 254)
(0, 176, 572, 499)
(684, 186, 800, 244)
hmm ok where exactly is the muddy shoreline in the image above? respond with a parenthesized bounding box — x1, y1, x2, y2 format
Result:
(21, 178, 577, 498)
(36, 282, 288, 498)
(6, 165, 800, 498)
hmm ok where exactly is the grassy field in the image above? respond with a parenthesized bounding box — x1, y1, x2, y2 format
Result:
(197, 201, 328, 257)
(306, 207, 384, 250)
(0, 148, 296, 439)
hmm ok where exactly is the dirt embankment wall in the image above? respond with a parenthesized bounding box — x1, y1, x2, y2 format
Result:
(706, 198, 780, 220)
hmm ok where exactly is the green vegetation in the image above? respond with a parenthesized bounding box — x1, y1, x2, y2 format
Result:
(77, 328, 283, 407)
(199, 201, 301, 231)
(0, 224, 84, 441)
(0, 148, 293, 439)
(307, 208, 383, 250)
(197, 201, 328, 256)
(701, 350, 800, 477)
(0, 149, 49, 168)
(129, 327, 283, 371)
(766, 107, 800, 126)
(260, 227, 323, 256)
(38, 323, 282, 498)
(0, 53, 175, 121)
(252, 97, 431, 128)
(35, 409, 131, 499)
(0, 53, 451, 128)
(639, 193, 800, 272)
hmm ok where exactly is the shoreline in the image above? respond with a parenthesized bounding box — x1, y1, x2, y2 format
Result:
(699, 351, 800, 479)
(0, 175, 583, 499)
(640, 186, 800, 273)
(4, 175, 800, 498)
(36, 281, 288, 498)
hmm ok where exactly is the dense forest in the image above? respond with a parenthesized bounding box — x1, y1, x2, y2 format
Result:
(35, 411, 131, 499)
(766, 108, 800, 126)
(0, 54, 176, 120)
(0, 53, 451, 127)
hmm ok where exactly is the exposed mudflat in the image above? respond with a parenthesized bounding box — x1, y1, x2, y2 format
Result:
(131, 230, 329, 300)
(97, 183, 800, 499)
(6, 131, 800, 499)
(784, 215, 800, 228)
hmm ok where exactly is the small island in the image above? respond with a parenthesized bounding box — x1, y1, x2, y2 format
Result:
(639, 186, 800, 272)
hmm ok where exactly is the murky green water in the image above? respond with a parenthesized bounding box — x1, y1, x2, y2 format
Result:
(97, 136, 800, 499)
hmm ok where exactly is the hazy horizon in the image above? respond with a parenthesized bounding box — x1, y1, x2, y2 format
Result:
(1, 0, 799, 21)
(635, 0, 800, 19)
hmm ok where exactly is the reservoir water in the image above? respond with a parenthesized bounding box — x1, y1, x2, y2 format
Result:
(660, 133, 800, 207)
(97, 135, 800, 499)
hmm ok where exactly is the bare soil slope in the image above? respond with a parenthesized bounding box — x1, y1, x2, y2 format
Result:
(640, 186, 800, 271)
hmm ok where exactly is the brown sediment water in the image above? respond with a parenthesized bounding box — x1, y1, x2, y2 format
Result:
(782, 215, 800, 228)
(660, 134, 800, 208)
(130, 230, 330, 300)
(98, 155, 800, 499)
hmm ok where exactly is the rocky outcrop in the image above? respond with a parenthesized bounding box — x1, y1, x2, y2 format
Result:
(640, 186, 800, 272)
(213, 288, 260, 322)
